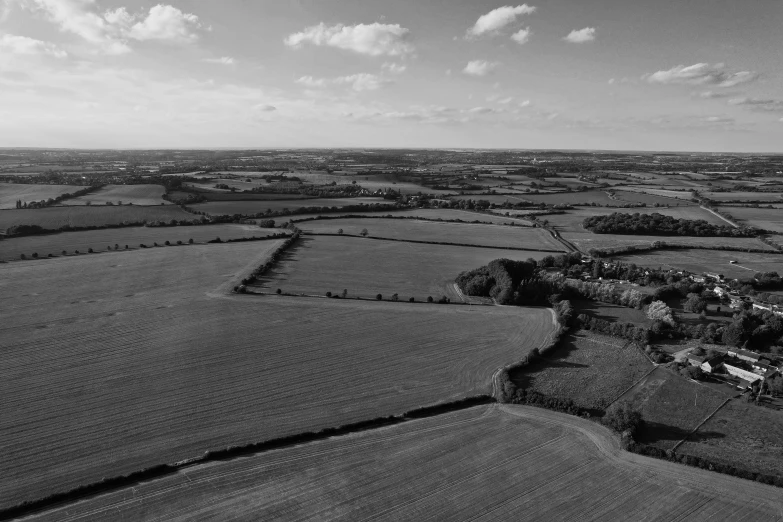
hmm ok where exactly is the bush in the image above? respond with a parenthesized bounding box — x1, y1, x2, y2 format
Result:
(62, 250, 66, 255)
(75, 250, 80, 254)
(189, 238, 194, 244)
(88, 248, 93, 253)
(115, 244, 119, 250)
(326, 291, 332, 297)
(376, 294, 383, 300)
(680, 365, 704, 381)
(125, 245, 129, 249)
(603, 402, 644, 436)
(409, 297, 415, 302)
(276, 288, 282, 295)
(154, 242, 158, 247)
(427, 296, 434, 303)
(20, 254, 26, 260)
(48, 253, 53, 257)
(165, 241, 170, 246)
(32, 252, 38, 258)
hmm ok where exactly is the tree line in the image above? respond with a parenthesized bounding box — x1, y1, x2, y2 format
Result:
(583, 212, 761, 237)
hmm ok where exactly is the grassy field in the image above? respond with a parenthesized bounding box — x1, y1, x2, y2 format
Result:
(512, 331, 652, 410)
(521, 190, 619, 206)
(0, 205, 198, 233)
(704, 191, 783, 202)
(719, 206, 783, 233)
(284, 207, 530, 225)
(297, 218, 562, 250)
(679, 400, 783, 478)
(0, 183, 81, 209)
(612, 189, 691, 206)
(616, 367, 727, 449)
(0, 224, 281, 261)
(543, 207, 728, 233)
(563, 232, 777, 253)
(60, 184, 168, 206)
(190, 197, 394, 215)
(449, 194, 536, 205)
(0, 246, 553, 508)
(574, 299, 651, 324)
(612, 248, 783, 279)
(252, 235, 554, 301)
(620, 187, 696, 200)
(26, 404, 783, 521)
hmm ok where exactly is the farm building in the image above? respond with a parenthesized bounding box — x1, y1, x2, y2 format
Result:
(686, 353, 724, 374)
(727, 348, 762, 363)
(723, 358, 779, 384)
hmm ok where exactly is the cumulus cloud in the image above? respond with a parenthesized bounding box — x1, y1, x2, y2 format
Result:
(296, 73, 392, 91)
(510, 27, 531, 44)
(0, 33, 67, 57)
(467, 5, 535, 37)
(204, 56, 235, 65)
(382, 62, 406, 74)
(254, 104, 276, 112)
(694, 90, 733, 99)
(646, 63, 758, 87)
(563, 27, 595, 43)
(284, 22, 414, 56)
(17, 1, 204, 53)
(728, 97, 783, 112)
(463, 60, 499, 76)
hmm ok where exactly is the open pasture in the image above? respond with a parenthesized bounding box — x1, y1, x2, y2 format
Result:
(284, 207, 530, 225)
(0, 183, 81, 209)
(612, 248, 783, 279)
(679, 400, 783, 479)
(616, 367, 728, 449)
(26, 404, 783, 521)
(60, 184, 168, 206)
(520, 190, 622, 206)
(620, 187, 695, 200)
(253, 236, 554, 301)
(0, 246, 553, 508)
(0, 205, 197, 233)
(612, 189, 690, 206)
(450, 194, 534, 205)
(563, 232, 776, 253)
(704, 191, 783, 202)
(0, 224, 280, 261)
(719, 206, 783, 234)
(511, 331, 652, 410)
(189, 197, 393, 216)
(298, 218, 559, 249)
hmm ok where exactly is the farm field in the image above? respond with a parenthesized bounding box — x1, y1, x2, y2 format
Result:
(573, 299, 651, 325)
(678, 400, 783, 479)
(60, 184, 168, 206)
(704, 191, 783, 202)
(719, 206, 783, 233)
(0, 183, 80, 209)
(615, 367, 727, 449)
(612, 189, 690, 206)
(542, 206, 727, 233)
(26, 404, 783, 521)
(563, 232, 777, 253)
(297, 218, 560, 250)
(619, 187, 695, 200)
(511, 331, 652, 410)
(283, 207, 530, 225)
(0, 246, 554, 508)
(0, 224, 281, 261)
(521, 190, 619, 206)
(252, 236, 555, 301)
(0, 205, 198, 233)
(450, 194, 535, 205)
(612, 248, 783, 279)
(189, 197, 394, 215)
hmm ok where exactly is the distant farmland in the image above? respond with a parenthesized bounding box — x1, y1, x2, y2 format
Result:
(298, 218, 561, 250)
(27, 405, 783, 521)
(612, 248, 783, 279)
(0, 183, 81, 209)
(719, 206, 783, 233)
(190, 197, 395, 216)
(0, 205, 198, 233)
(543, 206, 729, 233)
(285, 207, 527, 225)
(60, 184, 168, 206)
(562, 232, 777, 253)
(253, 235, 555, 301)
(0, 245, 553, 508)
(0, 224, 281, 261)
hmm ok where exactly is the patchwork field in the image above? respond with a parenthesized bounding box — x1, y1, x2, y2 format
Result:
(0, 246, 553, 508)
(0, 183, 81, 209)
(563, 232, 777, 253)
(25, 405, 783, 521)
(511, 331, 652, 410)
(679, 400, 783, 479)
(0, 224, 281, 261)
(612, 249, 783, 279)
(616, 367, 727, 449)
(297, 218, 561, 250)
(190, 197, 394, 215)
(60, 184, 168, 206)
(0, 205, 198, 233)
(719, 206, 783, 234)
(253, 236, 554, 301)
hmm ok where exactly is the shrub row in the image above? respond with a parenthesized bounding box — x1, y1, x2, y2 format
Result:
(5, 218, 208, 238)
(289, 213, 526, 227)
(234, 228, 301, 292)
(207, 233, 288, 244)
(588, 242, 782, 258)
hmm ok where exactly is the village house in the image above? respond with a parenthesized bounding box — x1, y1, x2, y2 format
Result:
(686, 353, 724, 374)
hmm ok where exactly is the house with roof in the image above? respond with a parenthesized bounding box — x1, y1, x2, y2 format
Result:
(727, 348, 761, 363)
(686, 352, 725, 374)
(723, 357, 779, 384)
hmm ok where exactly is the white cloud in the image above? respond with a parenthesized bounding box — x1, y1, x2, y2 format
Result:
(204, 56, 235, 65)
(646, 63, 758, 87)
(518, 100, 531, 107)
(608, 78, 615, 85)
(254, 104, 276, 112)
(17, 1, 203, 53)
(563, 27, 595, 43)
(284, 22, 414, 56)
(695, 90, 733, 99)
(467, 5, 535, 37)
(510, 27, 531, 44)
(497, 96, 514, 104)
(0, 33, 67, 57)
(728, 97, 783, 112)
(127, 4, 203, 43)
(463, 60, 499, 76)
(296, 73, 392, 91)
(382, 62, 406, 74)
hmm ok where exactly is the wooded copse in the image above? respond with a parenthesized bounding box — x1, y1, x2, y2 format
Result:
(583, 212, 761, 237)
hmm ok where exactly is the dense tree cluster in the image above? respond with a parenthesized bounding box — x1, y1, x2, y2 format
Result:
(583, 212, 760, 237)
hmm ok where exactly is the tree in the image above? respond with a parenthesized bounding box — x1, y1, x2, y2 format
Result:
(376, 293, 382, 300)
(646, 300, 676, 326)
(427, 296, 434, 303)
(189, 238, 194, 244)
(409, 297, 415, 302)
(258, 219, 276, 228)
(342, 289, 348, 298)
(602, 402, 644, 436)
(391, 293, 399, 302)
(680, 365, 704, 381)
(360, 228, 369, 237)
(684, 293, 707, 314)
(276, 288, 282, 294)
(722, 321, 746, 346)
(338, 228, 344, 235)
(326, 291, 332, 297)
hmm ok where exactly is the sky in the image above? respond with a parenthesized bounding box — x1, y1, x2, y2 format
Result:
(1, 0, 782, 151)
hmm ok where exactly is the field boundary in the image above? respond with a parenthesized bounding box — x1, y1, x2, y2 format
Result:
(670, 397, 733, 452)
(604, 364, 658, 410)
(0, 396, 495, 521)
(304, 232, 567, 253)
